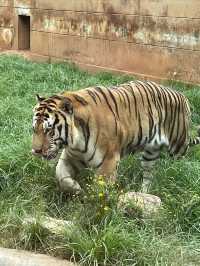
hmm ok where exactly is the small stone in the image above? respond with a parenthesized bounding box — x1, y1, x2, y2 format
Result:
(23, 216, 74, 235)
(118, 192, 162, 218)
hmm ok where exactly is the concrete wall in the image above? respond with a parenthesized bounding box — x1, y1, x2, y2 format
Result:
(1, 0, 200, 83)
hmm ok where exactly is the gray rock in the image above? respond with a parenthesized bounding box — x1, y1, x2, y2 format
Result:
(23, 216, 74, 236)
(118, 192, 162, 218)
(0, 248, 76, 266)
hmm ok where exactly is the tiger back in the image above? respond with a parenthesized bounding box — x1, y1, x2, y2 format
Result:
(32, 80, 200, 192)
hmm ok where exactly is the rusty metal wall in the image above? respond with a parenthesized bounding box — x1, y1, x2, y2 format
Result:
(1, 0, 200, 83)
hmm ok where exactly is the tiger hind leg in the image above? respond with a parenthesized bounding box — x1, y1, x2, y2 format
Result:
(141, 148, 160, 193)
(189, 127, 200, 146)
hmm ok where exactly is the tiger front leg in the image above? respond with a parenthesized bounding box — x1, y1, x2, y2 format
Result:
(56, 151, 81, 193)
(96, 153, 120, 184)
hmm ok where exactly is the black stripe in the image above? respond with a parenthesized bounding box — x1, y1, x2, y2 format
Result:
(51, 95, 63, 100)
(118, 89, 127, 108)
(72, 117, 90, 153)
(113, 89, 123, 104)
(164, 88, 174, 134)
(170, 94, 182, 153)
(44, 99, 57, 105)
(122, 88, 131, 114)
(169, 91, 179, 143)
(174, 96, 187, 154)
(95, 87, 115, 116)
(57, 110, 68, 121)
(53, 113, 68, 145)
(73, 94, 88, 106)
(57, 124, 62, 136)
(141, 82, 157, 108)
(149, 125, 157, 142)
(148, 82, 164, 109)
(145, 150, 154, 156)
(93, 90, 102, 103)
(95, 150, 108, 169)
(135, 83, 145, 106)
(95, 86, 118, 135)
(88, 130, 100, 162)
(37, 105, 47, 111)
(87, 90, 98, 105)
(64, 122, 68, 145)
(53, 113, 59, 127)
(145, 82, 163, 141)
(79, 160, 87, 168)
(160, 88, 168, 136)
(85, 118, 90, 153)
(126, 84, 138, 119)
(152, 84, 163, 140)
(46, 106, 53, 113)
(136, 82, 154, 139)
(106, 88, 120, 118)
(142, 154, 160, 161)
(136, 113, 143, 146)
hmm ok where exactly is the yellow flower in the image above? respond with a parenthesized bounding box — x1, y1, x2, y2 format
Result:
(98, 192, 104, 198)
(98, 175, 104, 180)
(98, 180, 106, 186)
(104, 206, 109, 211)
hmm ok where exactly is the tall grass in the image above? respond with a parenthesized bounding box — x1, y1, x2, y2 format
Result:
(0, 55, 200, 265)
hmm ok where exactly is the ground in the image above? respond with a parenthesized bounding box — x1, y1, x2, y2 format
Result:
(0, 55, 200, 265)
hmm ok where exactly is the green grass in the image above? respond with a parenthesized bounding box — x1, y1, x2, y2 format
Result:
(1, 55, 200, 265)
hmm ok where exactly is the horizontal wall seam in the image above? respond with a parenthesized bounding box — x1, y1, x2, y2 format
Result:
(0, 26, 13, 29)
(1, 6, 200, 20)
(31, 29, 200, 52)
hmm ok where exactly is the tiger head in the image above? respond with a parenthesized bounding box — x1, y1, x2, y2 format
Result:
(32, 95, 73, 160)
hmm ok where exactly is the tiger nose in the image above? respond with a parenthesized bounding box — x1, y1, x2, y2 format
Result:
(32, 149, 42, 155)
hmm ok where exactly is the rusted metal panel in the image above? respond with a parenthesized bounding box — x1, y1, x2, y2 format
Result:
(35, 0, 139, 14)
(0, 27, 14, 48)
(33, 32, 199, 83)
(0, 7, 13, 27)
(140, 0, 200, 18)
(32, 10, 200, 51)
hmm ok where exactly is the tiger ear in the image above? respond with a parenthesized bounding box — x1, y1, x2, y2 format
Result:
(36, 94, 45, 102)
(60, 98, 73, 115)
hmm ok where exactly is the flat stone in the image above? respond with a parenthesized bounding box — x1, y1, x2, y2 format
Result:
(23, 216, 74, 235)
(118, 192, 162, 218)
(0, 248, 75, 266)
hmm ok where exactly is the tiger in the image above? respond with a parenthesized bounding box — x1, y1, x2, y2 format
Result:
(32, 80, 200, 193)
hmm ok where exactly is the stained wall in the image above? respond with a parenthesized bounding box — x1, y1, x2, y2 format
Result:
(1, 0, 200, 83)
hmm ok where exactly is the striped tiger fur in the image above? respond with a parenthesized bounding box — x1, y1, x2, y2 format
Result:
(32, 80, 200, 192)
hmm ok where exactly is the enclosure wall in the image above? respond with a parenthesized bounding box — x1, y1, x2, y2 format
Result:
(1, 0, 200, 83)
